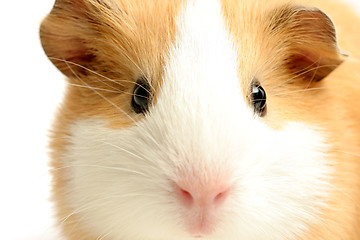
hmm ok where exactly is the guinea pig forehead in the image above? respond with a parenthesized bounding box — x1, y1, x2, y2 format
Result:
(84, 0, 187, 86)
(157, 0, 246, 110)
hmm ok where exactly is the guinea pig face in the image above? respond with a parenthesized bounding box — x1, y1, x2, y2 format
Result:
(41, 0, 347, 239)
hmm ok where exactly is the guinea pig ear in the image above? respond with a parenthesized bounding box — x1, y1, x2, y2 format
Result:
(40, 0, 96, 77)
(270, 7, 344, 81)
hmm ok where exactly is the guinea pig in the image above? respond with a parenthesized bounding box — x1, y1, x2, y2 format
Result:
(40, 0, 360, 239)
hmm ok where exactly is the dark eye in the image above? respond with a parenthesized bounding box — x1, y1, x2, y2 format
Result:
(132, 80, 151, 114)
(251, 84, 267, 117)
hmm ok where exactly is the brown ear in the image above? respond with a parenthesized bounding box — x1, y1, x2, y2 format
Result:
(269, 7, 344, 81)
(40, 0, 96, 77)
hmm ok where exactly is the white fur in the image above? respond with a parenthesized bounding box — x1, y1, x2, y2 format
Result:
(62, 0, 333, 239)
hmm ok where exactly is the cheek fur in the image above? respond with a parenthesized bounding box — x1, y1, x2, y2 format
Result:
(62, 117, 332, 240)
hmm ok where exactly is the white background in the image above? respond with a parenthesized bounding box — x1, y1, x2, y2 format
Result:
(1, 0, 360, 239)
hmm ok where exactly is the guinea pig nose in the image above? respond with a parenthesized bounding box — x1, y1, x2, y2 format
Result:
(175, 182, 230, 209)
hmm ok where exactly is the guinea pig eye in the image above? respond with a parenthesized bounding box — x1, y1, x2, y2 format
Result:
(131, 80, 151, 114)
(251, 83, 267, 117)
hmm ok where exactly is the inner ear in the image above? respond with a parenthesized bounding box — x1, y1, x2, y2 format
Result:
(270, 7, 344, 82)
(285, 46, 343, 82)
(40, 0, 97, 77)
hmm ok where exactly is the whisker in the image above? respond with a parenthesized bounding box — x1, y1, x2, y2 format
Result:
(50, 57, 154, 99)
(96, 230, 113, 240)
(66, 82, 124, 94)
(100, 141, 145, 161)
(63, 60, 139, 126)
(49, 57, 123, 90)
(253, 50, 281, 82)
(272, 86, 328, 96)
(51, 164, 150, 177)
(59, 192, 164, 227)
(67, 82, 155, 100)
(95, 39, 156, 94)
(58, 196, 125, 225)
(59, 203, 93, 225)
(100, 137, 160, 157)
(305, 58, 319, 90)
(269, 63, 339, 91)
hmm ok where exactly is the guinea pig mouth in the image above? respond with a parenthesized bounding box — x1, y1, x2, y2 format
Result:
(193, 234, 204, 238)
(183, 209, 218, 237)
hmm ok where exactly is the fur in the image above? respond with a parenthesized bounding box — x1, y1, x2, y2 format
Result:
(40, 0, 360, 239)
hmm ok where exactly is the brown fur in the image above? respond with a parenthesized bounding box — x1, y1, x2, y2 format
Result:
(222, 2, 360, 237)
(40, 0, 360, 239)
(42, 0, 184, 238)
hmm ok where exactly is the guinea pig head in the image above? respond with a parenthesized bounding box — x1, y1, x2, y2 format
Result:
(40, 0, 359, 239)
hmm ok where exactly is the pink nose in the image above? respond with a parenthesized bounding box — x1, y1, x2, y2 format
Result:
(175, 181, 230, 209)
